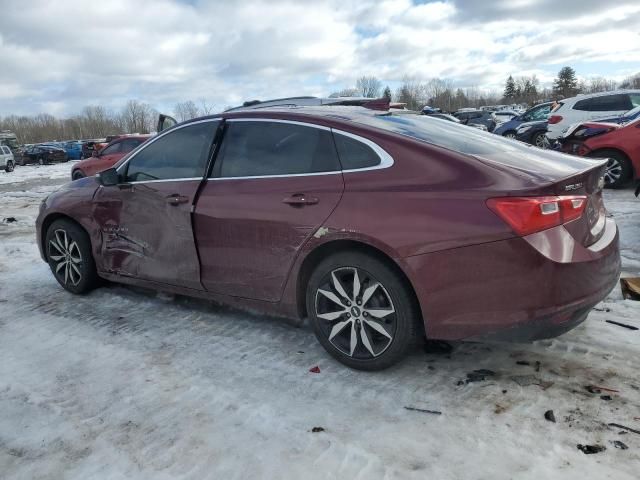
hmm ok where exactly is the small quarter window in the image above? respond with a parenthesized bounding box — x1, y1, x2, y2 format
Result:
(333, 133, 381, 170)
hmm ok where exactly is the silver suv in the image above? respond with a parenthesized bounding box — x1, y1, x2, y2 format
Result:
(1, 145, 15, 172)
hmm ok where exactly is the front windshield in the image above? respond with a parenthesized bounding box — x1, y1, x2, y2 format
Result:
(3, 138, 19, 149)
(624, 105, 640, 119)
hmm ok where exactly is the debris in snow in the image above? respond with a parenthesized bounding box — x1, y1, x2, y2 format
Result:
(424, 340, 453, 354)
(584, 385, 620, 393)
(311, 427, 325, 433)
(509, 375, 553, 390)
(577, 444, 606, 454)
(516, 360, 530, 366)
(600, 395, 612, 401)
(535, 361, 541, 373)
(404, 406, 442, 415)
(612, 440, 629, 450)
(608, 423, 640, 435)
(502, 389, 507, 394)
(309, 366, 321, 373)
(620, 278, 640, 300)
(2, 216, 17, 223)
(296, 351, 304, 354)
(494, 404, 507, 414)
(544, 410, 556, 423)
(458, 369, 495, 385)
(594, 306, 611, 312)
(605, 319, 638, 330)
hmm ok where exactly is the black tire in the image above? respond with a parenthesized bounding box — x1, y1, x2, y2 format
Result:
(38, 156, 45, 165)
(4, 160, 14, 172)
(45, 219, 99, 294)
(503, 131, 517, 139)
(306, 251, 421, 371)
(19, 157, 26, 166)
(72, 170, 85, 180)
(589, 149, 632, 189)
(532, 131, 547, 149)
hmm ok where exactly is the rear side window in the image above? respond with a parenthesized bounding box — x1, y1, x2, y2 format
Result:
(215, 121, 340, 178)
(101, 143, 121, 155)
(125, 121, 217, 182)
(574, 94, 632, 112)
(333, 133, 381, 170)
(120, 138, 142, 153)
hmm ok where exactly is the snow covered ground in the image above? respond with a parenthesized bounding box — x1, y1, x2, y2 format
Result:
(1, 164, 639, 479)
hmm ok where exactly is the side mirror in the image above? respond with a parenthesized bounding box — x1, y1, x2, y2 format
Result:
(96, 168, 119, 186)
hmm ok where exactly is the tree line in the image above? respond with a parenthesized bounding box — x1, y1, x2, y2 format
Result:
(2, 69, 639, 145)
(333, 69, 640, 112)
(0, 99, 216, 145)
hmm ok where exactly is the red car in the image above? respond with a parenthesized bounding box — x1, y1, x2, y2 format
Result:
(71, 135, 150, 180)
(37, 108, 620, 370)
(560, 118, 640, 188)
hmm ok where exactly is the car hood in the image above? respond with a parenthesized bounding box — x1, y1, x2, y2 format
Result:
(493, 118, 521, 133)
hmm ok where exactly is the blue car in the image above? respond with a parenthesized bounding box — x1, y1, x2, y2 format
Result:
(592, 105, 640, 124)
(63, 141, 85, 160)
(493, 102, 553, 138)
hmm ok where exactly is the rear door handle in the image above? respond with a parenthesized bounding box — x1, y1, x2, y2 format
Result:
(282, 193, 319, 207)
(166, 194, 189, 205)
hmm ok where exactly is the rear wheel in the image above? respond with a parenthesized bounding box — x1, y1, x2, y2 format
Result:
(590, 149, 632, 188)
(45, 219, 99, 294)
(532, 132, 548, 149)
(38, 156, 45, 165)
(72, 170, 85, 180)
(19, 157, 26, 166)
(306, 252, 420, 370)
(4, 160, 13, 172)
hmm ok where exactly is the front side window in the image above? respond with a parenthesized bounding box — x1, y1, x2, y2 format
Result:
(215, 121, 340, 178)
(125, 121, 218, 182)
(333, 132, 381, 170)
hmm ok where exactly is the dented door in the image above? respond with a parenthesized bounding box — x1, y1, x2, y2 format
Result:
(93, 180, 204, 290)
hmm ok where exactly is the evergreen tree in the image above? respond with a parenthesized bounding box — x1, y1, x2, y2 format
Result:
(383, 86, 392, 100)
(503, 75, 516, 99)
(553, 66, 578, 98)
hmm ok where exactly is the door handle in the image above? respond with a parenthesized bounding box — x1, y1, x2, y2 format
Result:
(282, 193, 319, 207)
(166, 194, 189, 205)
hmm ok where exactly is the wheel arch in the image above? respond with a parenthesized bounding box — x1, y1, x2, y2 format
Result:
(295, 239, 423, 331)
(40, 213, 90, 262)
(589, 147, 635, 177)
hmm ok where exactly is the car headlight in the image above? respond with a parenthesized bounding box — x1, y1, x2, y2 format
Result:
(518, 126, 532, 134)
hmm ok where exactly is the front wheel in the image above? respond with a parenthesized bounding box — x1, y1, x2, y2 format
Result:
(72, 170, 85, 180)
(503, 131, 516, 139)
(306, 252, 420, 370)
(38, 156, 45, 165)
(4, 160, 14, 172)
(532, 132, 548, 149)
(45, 219, 99, 294)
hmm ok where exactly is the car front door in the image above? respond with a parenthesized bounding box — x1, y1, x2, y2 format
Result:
(194, 119, 345, 301)
(92, 120, 220, 289)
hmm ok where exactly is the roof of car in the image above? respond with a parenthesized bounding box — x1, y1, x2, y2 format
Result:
(564, 89, 640, 103)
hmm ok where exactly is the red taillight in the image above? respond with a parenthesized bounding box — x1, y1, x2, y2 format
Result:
(548, 115, 563, 125)
(487, 195, 587, 236)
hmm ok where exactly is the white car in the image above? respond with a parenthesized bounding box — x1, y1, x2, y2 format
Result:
(491, 110, 518, 124)
(547, 90, 640, 139)
(1, 145, 15, 172)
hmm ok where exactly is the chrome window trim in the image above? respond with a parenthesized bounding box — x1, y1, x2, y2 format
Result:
(115, 118, 222, 178)
(209, 118, 393, 181)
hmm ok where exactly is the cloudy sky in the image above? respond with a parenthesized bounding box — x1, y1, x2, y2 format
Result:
(1, 0, 639, 117)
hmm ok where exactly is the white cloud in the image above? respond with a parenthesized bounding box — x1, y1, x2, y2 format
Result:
(0, 0, 638, 116)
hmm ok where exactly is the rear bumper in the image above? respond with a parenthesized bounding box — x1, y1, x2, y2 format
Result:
(404, 218, 620, 342)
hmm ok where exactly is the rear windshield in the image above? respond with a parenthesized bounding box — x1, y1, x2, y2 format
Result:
(351, 113, 597, 177)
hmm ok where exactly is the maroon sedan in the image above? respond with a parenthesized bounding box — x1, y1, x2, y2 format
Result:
(36, 107, 620, 370)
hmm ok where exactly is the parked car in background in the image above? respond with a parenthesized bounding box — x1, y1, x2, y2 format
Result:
(547, 90, 640, 139)
(1, 145, 15, 172)
(559, 117, 640, 188)
(81, 139, 107, 159)
(38, 107, 619, 370)
(71, 135, 150, 179)
(452, 110, 496, 132)
(491, 110, 518, 125)
(515, 120, 549, 148)
(493, 102, 553, 138)
(424, 113, 461, 123)
(591, 105, 640, 124)
(64, 141, 85, 160)
(19, 144, 67, 165)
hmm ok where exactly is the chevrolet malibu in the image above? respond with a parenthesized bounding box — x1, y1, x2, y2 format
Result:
(36, 107, 620, 370)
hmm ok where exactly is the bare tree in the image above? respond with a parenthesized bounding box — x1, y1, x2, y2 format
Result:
(199, 98, 215, 115)
(174, 100, 200, 121)
(120, 100, 156, 134)
(356, 76, 382, 98)
(329, 87, 360, 98)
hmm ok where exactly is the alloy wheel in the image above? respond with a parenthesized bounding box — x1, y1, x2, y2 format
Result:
(605, 158, 622, 185)
(6, 161, 14, 172)
(48, 229, 83, 286)
(504, 132, 516, 139)
(534, 133, 547, 149)
(315, 267, 396, 359)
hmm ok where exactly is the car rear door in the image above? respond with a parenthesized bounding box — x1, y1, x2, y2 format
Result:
(194, 118, 344, 301)
(92, 120, 219, 289)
